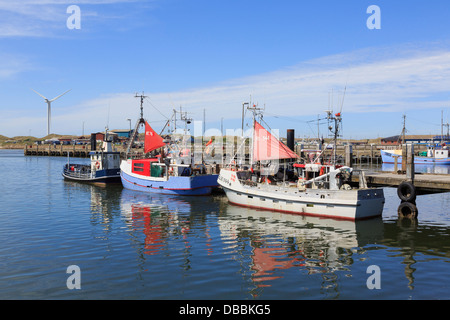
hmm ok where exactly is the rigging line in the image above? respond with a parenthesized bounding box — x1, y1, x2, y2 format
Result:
(147, 120, 168, 123)
(263, 112, 312, 123)
(407, 115, 441, 127)
(306, 121, 320, 138)
(144, 97, 169, 120)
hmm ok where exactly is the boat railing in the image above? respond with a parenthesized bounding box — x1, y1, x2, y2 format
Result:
(63, 166, 93, 179)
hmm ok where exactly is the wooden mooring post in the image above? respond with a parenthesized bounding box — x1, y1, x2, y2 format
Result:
(345, 145, 352, 167)
(397, 143, 418, 219)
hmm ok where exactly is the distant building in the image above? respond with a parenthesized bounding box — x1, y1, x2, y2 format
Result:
(110, 129, 132, 138)
(93, 131, 118, 142)
(380, 135, 401, 145)
(381, 135, 437, 145)
(432, 135, 450, 142)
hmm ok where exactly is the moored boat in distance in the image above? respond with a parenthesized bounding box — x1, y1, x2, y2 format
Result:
(217, 107, 385, 221)
(381, 145, 450, 165)
(381, 114, 450, 165)
(62, 129, 121, 184)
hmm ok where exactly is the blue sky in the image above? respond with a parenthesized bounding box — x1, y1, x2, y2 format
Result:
(1, 0, 450, 139)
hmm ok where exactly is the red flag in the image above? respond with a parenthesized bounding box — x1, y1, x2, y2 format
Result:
(205, 138, 213, 146)
(144, 121, 165, 153)
(253, 121, 298, 161)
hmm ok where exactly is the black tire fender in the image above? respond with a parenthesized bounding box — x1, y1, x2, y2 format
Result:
(397, 201, 418, 218)
(397, 181, 416, 202)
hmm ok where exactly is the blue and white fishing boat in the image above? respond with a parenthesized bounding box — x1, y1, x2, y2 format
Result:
(381, 114, 450, 165)
(381, 145, 450, 165)
(120, 94, 219, 196)
(62, 129, 121, 184)
(120, 157, 219, 195)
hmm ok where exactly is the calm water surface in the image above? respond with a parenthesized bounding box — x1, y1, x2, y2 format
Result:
(1, 149, 449, 300)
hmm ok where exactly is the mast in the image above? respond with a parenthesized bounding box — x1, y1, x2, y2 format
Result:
(126, 93, 147, 158)
(326, 110, 342, 166)
(401, 114, 406, 145)
(247, 102, 263, 167)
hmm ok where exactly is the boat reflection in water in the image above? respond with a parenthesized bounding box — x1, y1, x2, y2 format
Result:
(218, 202, 384, 291)
(120, 188, 197, 256)
(85, 185, 385, 295)
(76, 183, 450, 299)
(382, 163, 450, 174)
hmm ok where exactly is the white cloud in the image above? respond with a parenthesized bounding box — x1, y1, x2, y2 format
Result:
(0, 0, 147, 37)
(3, 44, 450, 138)
(141, 46, 450, 120)
(0, 54, 32, 79)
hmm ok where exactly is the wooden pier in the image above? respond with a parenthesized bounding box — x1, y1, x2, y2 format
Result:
(354, 171, 450, 193)
(23, 144, 144, 159)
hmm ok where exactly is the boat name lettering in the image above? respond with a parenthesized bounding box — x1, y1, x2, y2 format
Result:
(218, 175, 231, 185)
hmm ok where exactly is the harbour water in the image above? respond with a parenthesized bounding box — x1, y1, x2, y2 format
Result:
(1, 149, 450, 300)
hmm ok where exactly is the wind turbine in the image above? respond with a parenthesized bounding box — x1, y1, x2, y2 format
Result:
(32, 89, 71, 135)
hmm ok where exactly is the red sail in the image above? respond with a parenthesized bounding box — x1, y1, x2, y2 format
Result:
(253, 121, 298, 161)
(144, 121, 165, 153)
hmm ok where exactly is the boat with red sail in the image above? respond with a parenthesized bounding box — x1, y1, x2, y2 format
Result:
(120, 94, 219, 196)
(217, 107, 385, 221)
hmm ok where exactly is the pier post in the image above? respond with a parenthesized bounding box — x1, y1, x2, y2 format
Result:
(393, 155, 399, 172)
(345, 145, 353, 167)
(406, 143, 414, 182)
(401, 144, 406, 172)
(397, 143, 417, 219)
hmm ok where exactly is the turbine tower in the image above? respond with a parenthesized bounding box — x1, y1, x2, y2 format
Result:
(32, 89, 71, 135)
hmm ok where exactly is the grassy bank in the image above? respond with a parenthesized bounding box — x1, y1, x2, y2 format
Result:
(0, 134, 77, 149)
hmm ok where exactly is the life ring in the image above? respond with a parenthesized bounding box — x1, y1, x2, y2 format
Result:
(95, 161, 100, 170)
(397, 201, 418, 218)
(397, 181, 416, 202)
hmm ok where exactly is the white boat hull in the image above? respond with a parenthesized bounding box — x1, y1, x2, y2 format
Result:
(218, 169, 385, 221)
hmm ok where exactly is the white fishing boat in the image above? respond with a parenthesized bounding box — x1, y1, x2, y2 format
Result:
(217, 109, 385, 221)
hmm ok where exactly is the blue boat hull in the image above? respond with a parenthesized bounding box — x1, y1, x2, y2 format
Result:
(62, 164, 121, 183)
(381, 150, 450, 165)
(120, 170, 219, 196)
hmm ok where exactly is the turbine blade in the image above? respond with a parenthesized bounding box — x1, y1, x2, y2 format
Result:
(50, 89, 71, 102)
(31, 89, 48, 100)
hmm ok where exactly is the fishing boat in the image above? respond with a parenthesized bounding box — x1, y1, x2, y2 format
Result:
(381, 145, 450, 165)
(217, 109, 385, 221)
(62, 129, 121, 183)
(120, 94, 219, 196)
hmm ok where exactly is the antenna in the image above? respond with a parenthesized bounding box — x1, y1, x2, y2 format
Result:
(32, 89, 71, 135)
(174, 106, 192, 135)
(339, 86, 346, 114)
(135, 92, 147, 122)
(325, 110, 342, 165)
(400, 114, 407, 145)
